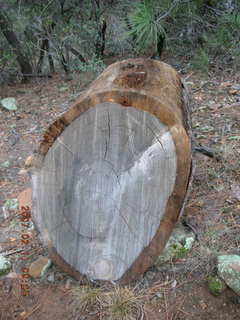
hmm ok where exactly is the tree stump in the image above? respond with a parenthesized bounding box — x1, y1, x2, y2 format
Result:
(31, 58, 192, 284)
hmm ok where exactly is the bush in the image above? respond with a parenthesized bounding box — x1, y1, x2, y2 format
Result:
(191, 48, 209, 72)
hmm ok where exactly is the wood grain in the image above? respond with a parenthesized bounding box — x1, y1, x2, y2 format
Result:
(31, 58, 192, 283)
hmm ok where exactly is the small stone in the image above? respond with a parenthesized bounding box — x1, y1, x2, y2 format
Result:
(1, 97, 17, 111)
(207, 275, 226, 296)
(155, 224, 195, 265)
(0, 161, 10, 168)
(200, 300, 207, 310)
(5, 272, 19, 279)
(171, 279, 177, 288)
(29, 256, 52, 278)
(18, 169, 28, 175)
(47, 272, 55, 282)
(217, 255, 240, 296)
(184, 237, 195, 250)
(155, 292, 163, 299)
(20, 311, 27, 318)
(231, 84, 240, 90)
(0, 255, 11, 275)
(24, 155, 34, 168)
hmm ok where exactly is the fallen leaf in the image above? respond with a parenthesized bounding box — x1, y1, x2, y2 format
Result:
(229, 89, 238, 95)
(25, 155, 34, 167)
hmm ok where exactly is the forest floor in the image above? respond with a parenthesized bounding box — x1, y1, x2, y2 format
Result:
(0, 59, 240, 320)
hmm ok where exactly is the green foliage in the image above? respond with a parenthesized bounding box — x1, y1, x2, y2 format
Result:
(127, 0, 166, 54)
(171, 244, 189, 259)
(205, 13, 240, 53)
(73, 56, 105, 74)
(207, 275, 226, 296)
(191, 48, 209, 72)
(71, 285, 103, 312)
(104, 287, 143, 320)
(1, 0, 240, 80)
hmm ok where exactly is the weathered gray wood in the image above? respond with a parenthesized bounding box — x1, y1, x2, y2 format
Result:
(32, 102, 177, 281)
(30, 58, 192, 283)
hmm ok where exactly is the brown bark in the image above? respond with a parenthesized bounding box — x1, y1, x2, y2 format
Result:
(0, 8, 32, 82)
(37, 38, 55, 74)
(46, 39, 55, 73)
(31, 58, 192, 284)
(67, 45, 86, 63)
(95, 19, 107, 58)
(37, 39, 48, 73)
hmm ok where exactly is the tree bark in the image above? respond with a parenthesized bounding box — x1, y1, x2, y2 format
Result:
(46, 40, 55, 73)
(60, 50, 69, 73)
(37, 39, 48, 74)
(31, 58, 192, 284)
(37, 38, 55, 74)
(0, 8, 32, 82)
(67, 45, 86, 63)
(95, 19, 107, 58)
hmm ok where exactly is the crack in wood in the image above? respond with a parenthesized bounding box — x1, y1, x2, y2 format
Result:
(57, 137, 74, 155)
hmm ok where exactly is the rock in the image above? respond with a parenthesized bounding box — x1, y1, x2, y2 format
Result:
(231, 84, 240, 90)
(47, 272, 55, 282)
(207, 275, 226, 296)
(0, 255, 11, 275)
(0, 98, 17, 111)
(24, 155, 34, 168)
(217, 255, 240, 296)
(18, 169, 28, 175)
(155, 292, 163, 299)
(155, 224, 195, 266)
(0, 161, 10, 168)
(4, 272, 19, 279)
(29, 256, 52, 278)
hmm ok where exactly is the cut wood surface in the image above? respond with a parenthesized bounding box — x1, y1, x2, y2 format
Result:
(31, 58, 192, 284)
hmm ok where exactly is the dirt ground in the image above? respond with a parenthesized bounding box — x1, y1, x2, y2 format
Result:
(0, 61, 240, 319)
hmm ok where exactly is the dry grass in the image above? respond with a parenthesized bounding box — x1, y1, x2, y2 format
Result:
(69, 280, 172, 320)
(70, 285, 104, 313)
(101, 286, 145, 320)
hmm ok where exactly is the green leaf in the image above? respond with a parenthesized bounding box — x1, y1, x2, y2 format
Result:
(127, 0, 166, 53)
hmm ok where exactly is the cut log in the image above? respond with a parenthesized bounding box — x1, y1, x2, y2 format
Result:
(31, 58, 192, 284)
